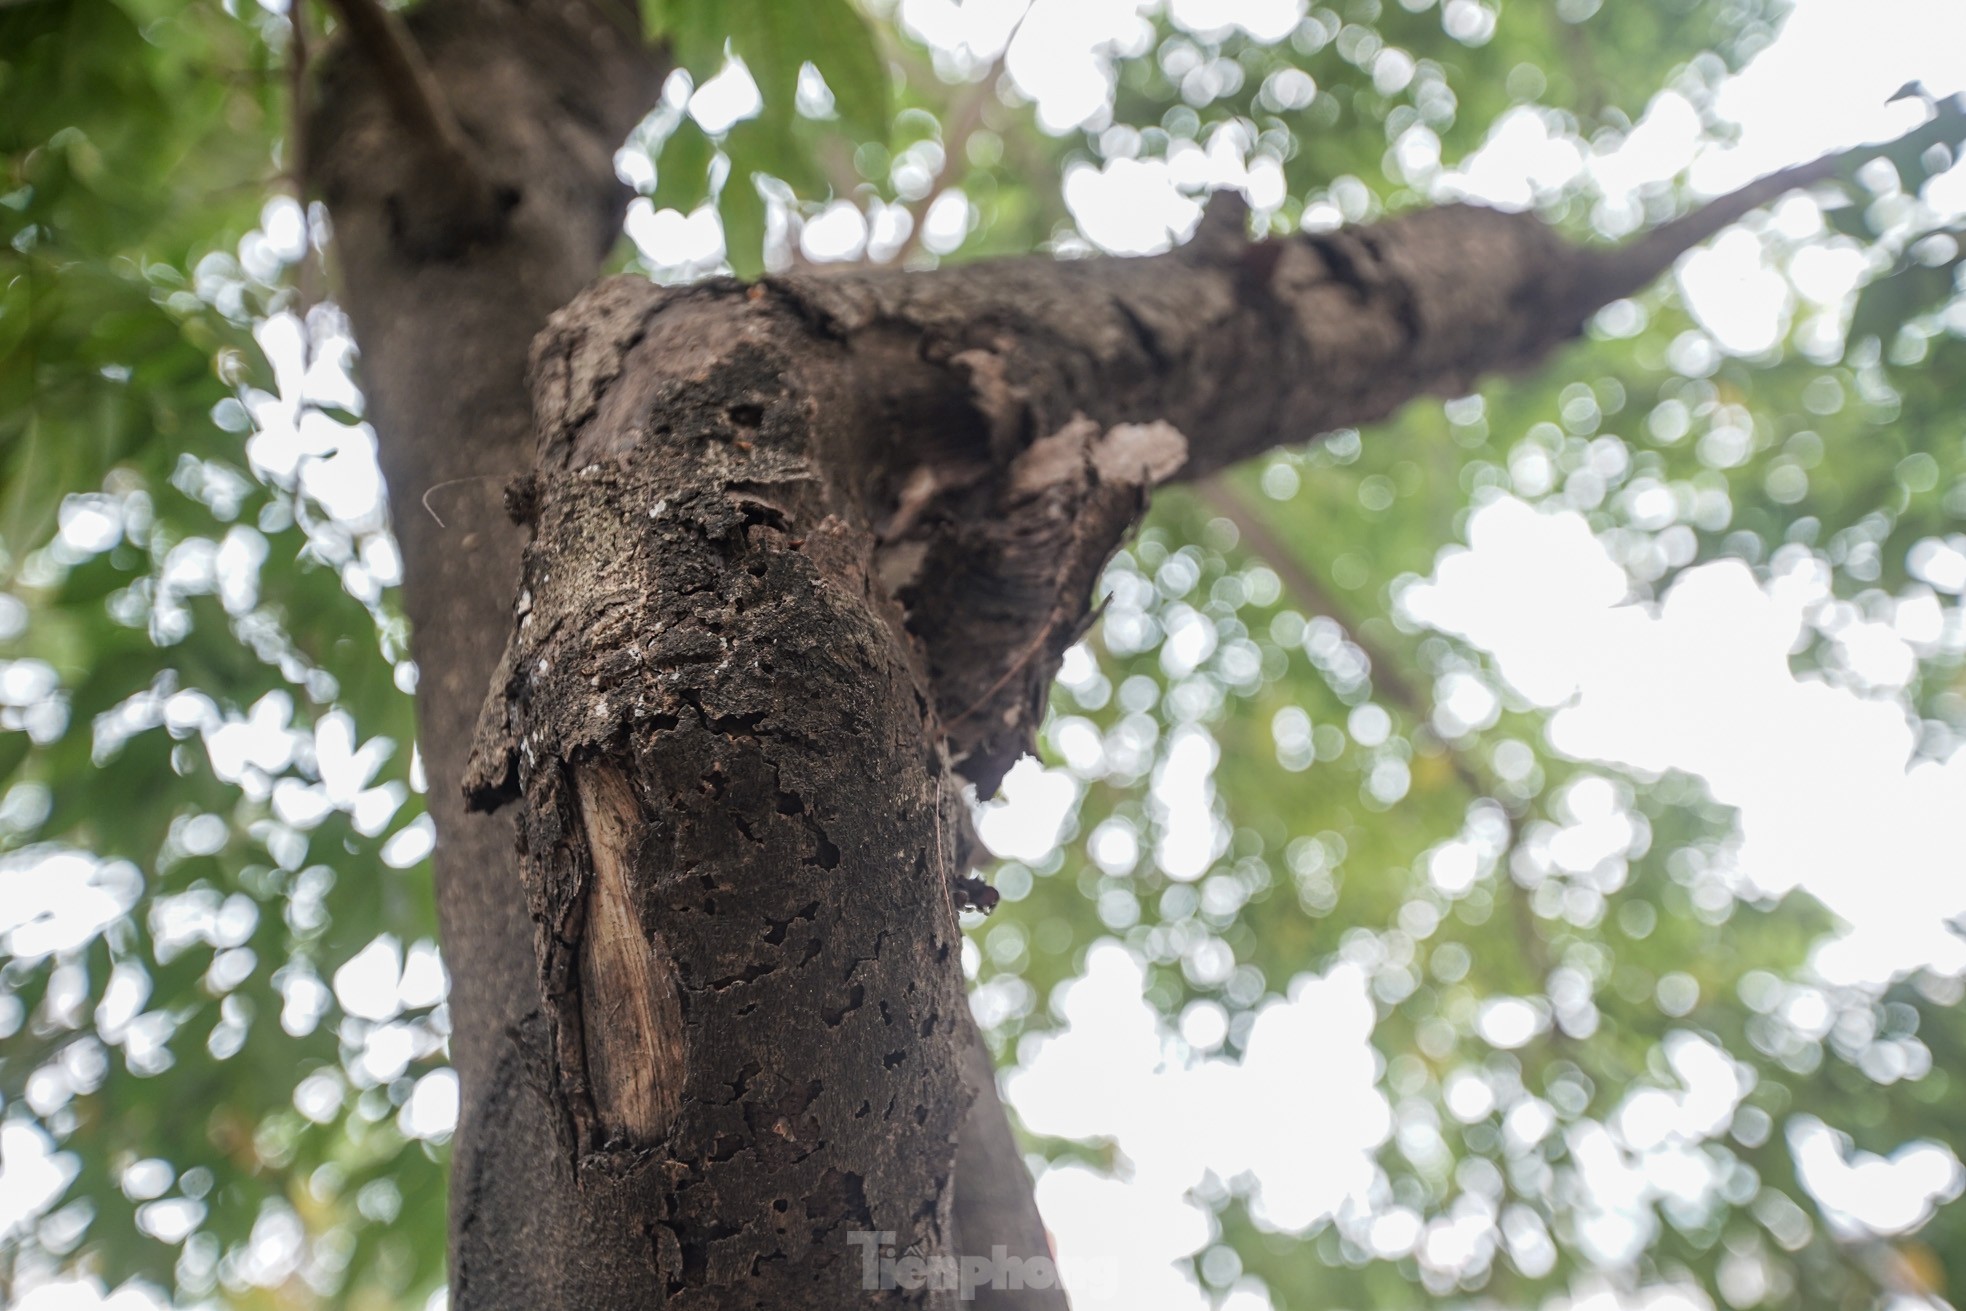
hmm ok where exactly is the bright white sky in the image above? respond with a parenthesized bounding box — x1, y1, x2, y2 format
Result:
(7, 0, 1966, 1307)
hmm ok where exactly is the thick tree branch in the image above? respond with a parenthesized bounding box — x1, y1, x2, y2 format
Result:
(954, 1016, 1067, 1311)
(315, 4, 1057, 1301)
(312, 0, 626, 254)
(285, 4, 324, 326)
(694, 112, 1958, 793)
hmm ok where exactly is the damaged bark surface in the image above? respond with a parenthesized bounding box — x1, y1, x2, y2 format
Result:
(454, 181, 1793, 1304)
(310, 0, 1893, 1299)
(625, 193, 1746, 797)
(463, 280, 973, 1305)
(312, 2, 1060, 1302)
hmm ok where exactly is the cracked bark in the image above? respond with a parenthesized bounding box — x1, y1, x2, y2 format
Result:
(309, 0, 1919, 1303)
(312, 3, 1051, 1302)
(462, 279, 972, 1303)
(451, 175, 1828, 1303)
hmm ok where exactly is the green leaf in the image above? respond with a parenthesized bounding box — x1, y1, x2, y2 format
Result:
(652, 121, 715, 214)
(638, 0, 727, 76)
(637, 0, 676, 36)
(1849, 257, 1963, 343)
(725, 0, 890, 144)
(1859, 92, 1966, 193)
(801, 0, 892, 144)
(310, 404, 364, 427)
(724, 115, 826, 196)
(1823, 200, 1873, 241)
(0, 729, 29, 788)
(719, 171, 768, 279)
(652, 118, 717, 213)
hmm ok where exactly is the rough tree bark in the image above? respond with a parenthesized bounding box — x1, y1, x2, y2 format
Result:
(309, 1, 1930, 1305)
(310, 1, 1056, 1302)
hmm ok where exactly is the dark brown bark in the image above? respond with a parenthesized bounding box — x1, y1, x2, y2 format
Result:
(310, 0, 672, 1298)
(312, 3, 1056, 1304)
(310, 2, 1930, 1303)
(460, 280, 975, 1304)
(448, 177, 1825, 1304)
(953, 1016, 1064, 1311)
(521, 186, 1820, 800)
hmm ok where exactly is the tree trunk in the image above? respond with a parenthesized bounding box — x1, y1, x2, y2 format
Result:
(311, 2, 1058, 1303)
(460, 278, 978, 1304)
(306, 1, 683, 1299)
(309, 2, 1882, 1304)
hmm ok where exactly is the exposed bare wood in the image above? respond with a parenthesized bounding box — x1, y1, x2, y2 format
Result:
(573, 764, 686, 1145)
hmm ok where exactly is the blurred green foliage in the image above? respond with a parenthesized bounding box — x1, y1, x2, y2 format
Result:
(5, 0, 1966, 1307)
(2, 0, 442, 1304)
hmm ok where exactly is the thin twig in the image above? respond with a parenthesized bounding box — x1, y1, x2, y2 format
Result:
(320, 0, 487, 198)
(943, 606, 1064, 732)
(1196, 477, 1497, 808)
(420, 472, 513, 528)
(891, 47, 1012, 265)
(1556, 16, 1604, 124)
(1199, 477, 1581, 1025)
(1588, 93, 1966, 309)
(322, 0, 467, 157)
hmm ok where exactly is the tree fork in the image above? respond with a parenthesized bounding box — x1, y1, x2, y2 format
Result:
(310, 3, 1057, 1301)
(309, 0, 1961, 1290)
(461, 141, 1940, 1304)
(441, 187, 1713, 1305)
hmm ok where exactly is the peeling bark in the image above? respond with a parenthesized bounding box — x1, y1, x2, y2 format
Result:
(309, 0, 1900, 1301)
(464, 281, 970, 1303)
(312, 1, 1061, 1300)
(484, 188, 1768, 807)
(449, 180, 1739, 1302)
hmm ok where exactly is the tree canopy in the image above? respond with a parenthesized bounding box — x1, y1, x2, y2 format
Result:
(4, 0, 1966, 1307)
